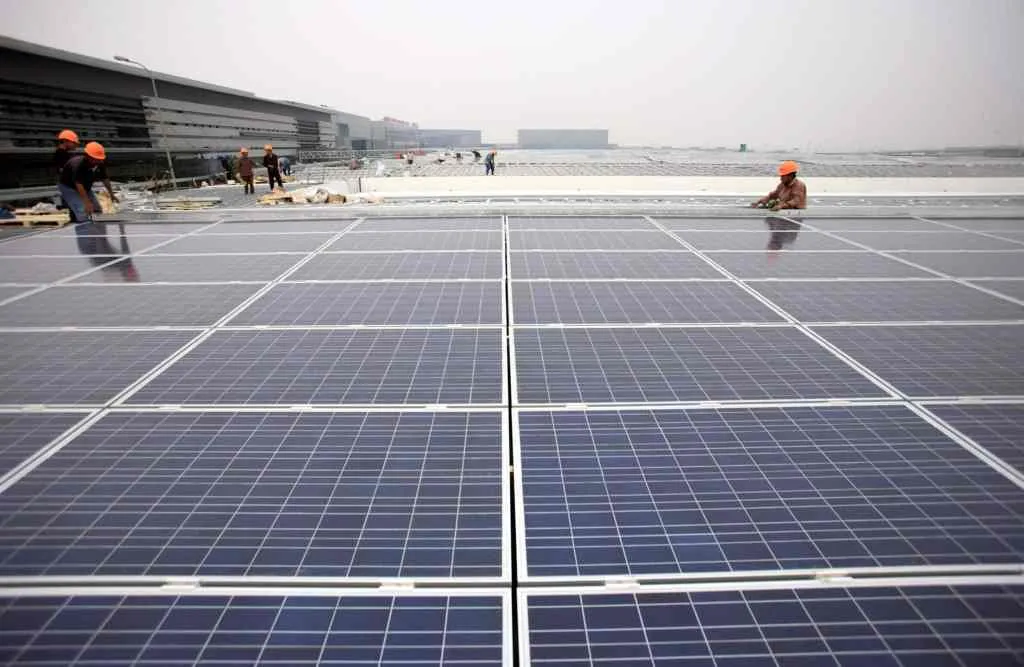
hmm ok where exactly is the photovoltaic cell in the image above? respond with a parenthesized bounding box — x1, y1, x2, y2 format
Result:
(0, 234, 169, 256)
(525, 585, 1024, 665)
(816, 324, 1024, 397)
(0, 331, 198, 405)
(0, 593, 505, 665)
(834, 230, 1024, 251)
(512, 281, 782, 324)
(511, 230, 683, 250)
(230, 281, 503, 326)
(674, 230, 861, 251)
(928, 404, 1024, 474)
(0, 257, 102, 283)
(70, 253, 306, 283)
(658, 217, 784, 231)
(971, 280, 1024, 302)
(518, 406, 1024, 577)
(925, 217, 1024, 232)
(0, 284, 262, 327)
(356, 216, 501, 231)
(129, 329, 503, 405)
(291, 251, 503, 280)
(514, 326, 886, 404)
(708, 251, 931, 279)
(0, 413, 83, 476)
(149, 233, 332, 254)
(327, 231, 502, 251)
(749, 280, 1024, 322)
(893, 251, 1024, 278)
(507, 216, 656, 230)
(198, 219, 354, 234)
(803, 217, 947, 231)
(0, 286, 32, 302)
(509, 251, 723, 279)
(0, 411, 503, 577)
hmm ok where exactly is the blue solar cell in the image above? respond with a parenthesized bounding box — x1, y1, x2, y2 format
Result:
(356, 216, 501, 231)
(928, 404, 1024, 474)
(230, 281, 503, 325)
(511, 230, 683, 250)
(892, 252, 1024, 278)
(709, 252, 932, 279)
(0, 593, 506, 665)
(128, 329, 503, 405)
(509, 251, 723, 279)
(0, 411, 504, 577)
(328, 231, 502, 251)
(518, 406, 1024, 577)
(149, 233, 331, 254)
(0, 413, 83, 476)
(508, 216, 656, 230)
(525, 585, 1024, 665)
(515, 327, 887, 404)
(290, 251, 503, 280)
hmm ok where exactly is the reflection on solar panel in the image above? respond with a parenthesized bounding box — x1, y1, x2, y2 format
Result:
(292, 251, 503, 280)
(673, 230, 860, 251)
(230, 281, 503, 325)
(0, 234, 169, 256)
(0, 411, 504, 577)
(515, 327, 887, 403)
(129, 329, 504, 405)
(512, 281, 781, 324)
(71, 253, 306, 283)
(0, 593, 506, 665)
(518, 406, 1024, 577)
(510, 251, 722, 279)
(0, 413, 82, 476)
(925, 404, 1024, 474)
(816, 324, 1024, 397)
(525, 585, 1024, 665)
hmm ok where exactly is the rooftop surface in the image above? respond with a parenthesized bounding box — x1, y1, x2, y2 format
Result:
(0, 205, 1022, 664)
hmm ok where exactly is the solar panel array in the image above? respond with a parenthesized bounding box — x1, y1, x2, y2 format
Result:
(0, 212, 1022, 664)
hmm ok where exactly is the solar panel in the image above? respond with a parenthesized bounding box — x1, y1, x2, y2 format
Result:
(925, 217, 1024, 231)
(0, 412, 83, 476)
(815, 324, 1024, 397)
(514, 327, 886, 404)
(356, 216, 501, 231)
(673, 230, 861, 251)
(512, 281, 782, 324)
(511, 230, 683, 250)
(507, 216, 656, 230)
(0, 234, 169, 256)
(70, 253, 306, 283)
(803, 217, 947, 231)
(524, 584, 1024, 664)
(834, 230, 1023, 251)
(658, 217, 784, 231)
(0, 286, 32, 302)
(928, 404, 1024, 474)
(0, 331, 197, 405)
(509, 251, 723, 279)
(892, 251, 1024, 278)
(197, 219, 354, 234)
(128, 329, 504, 405)
(149, 234, 332, 254)
(749, 280, 1024, 322)
(291, 251, 503, 280)
(51, 223, 209, 235)
(0, 411, 504, 577)
(972, 280, 1024, 302)
(0, 284, 262, 327)
(709, 252, 932, 279)
(0, 257, 104, 283)
(230, 281, 503, 326)
(518, 406, 1024, 577)
(327, 231, 502, 251)
(0, 593, 506, 665)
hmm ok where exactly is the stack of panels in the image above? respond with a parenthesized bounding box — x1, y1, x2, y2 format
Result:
(0, 212, 1022, 663)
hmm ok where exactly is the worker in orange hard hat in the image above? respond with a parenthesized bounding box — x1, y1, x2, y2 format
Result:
(262, 144, 284, 192)
(238, 147, 255, 194)
(752, 160, 807, 211)
(54, 129, 82, 221)
(58, 142, 118, 223)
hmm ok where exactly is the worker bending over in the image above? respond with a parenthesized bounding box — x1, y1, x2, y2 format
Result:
(753, 160, 806, 211)
(238, 147, 255, 194)
(263, 144, 284, 191)
(54, 129, 80, 222)
(58, 142, 118, 222)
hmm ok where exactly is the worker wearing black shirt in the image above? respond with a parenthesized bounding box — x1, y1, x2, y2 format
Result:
(263, 144, 284, 191)
(58, 142, 118, 222)
(54, 129, 80, 222)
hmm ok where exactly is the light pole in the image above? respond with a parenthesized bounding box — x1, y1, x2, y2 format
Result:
(114, 55, 177, 189)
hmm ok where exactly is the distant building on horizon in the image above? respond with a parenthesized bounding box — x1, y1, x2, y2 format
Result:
(418, 129, 482, 149)
(518, 129, 609, 150)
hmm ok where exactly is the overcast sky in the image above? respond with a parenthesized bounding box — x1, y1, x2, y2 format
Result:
(4, 0, 1022, 150)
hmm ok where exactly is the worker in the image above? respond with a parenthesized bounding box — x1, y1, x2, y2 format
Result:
(472, 149, 482, 162)
(263, 144, 284, 191)
(58, 142, 118, 223)
(54, 129, 80, 222)
(484, 149, 496, 176)
(752, 160, 807, 211)
(279, 155, 291, 176)
(237, 147, 255, 194)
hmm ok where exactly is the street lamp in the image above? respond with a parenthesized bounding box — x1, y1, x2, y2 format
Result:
(114, 55, 177, 189)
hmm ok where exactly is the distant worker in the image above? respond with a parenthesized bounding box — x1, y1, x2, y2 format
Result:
(58, 142, 118, 222)
(752, 160, 807, 211)
(472, 149, 482, 162)
(237, 147, 255, 194)
(263, 144, 284, 191)
(406, 153, 414, 166)
(280, 155, 291, 176)
(219, 155, 233, 183)
(54, 129, 80, 222)
(484, 149, 496, 175)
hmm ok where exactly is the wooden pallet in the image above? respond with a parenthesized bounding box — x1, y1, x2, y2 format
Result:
(2, 211, 71, 227)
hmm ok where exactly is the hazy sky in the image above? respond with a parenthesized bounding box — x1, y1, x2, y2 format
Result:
(4, 0, 1022, 150)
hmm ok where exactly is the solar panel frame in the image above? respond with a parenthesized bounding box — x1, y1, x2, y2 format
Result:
(0, 234, 172, 257)
(327, 230, 503, 251)
(194, 219, 357, 234)
(0, 257, 115, 283)
(508, 251, 726, 280)
(289, 251, 504, 280)
(657, 217, 796, 231)
(969, 279, 1024, 302)
(69, 253, 308, 284)
(925, 403, 1024, 476)
(144, 234, 335, 254)
(673, 230, 863, 251)
(0, 412, 87, 478)
(355, 216, 502, 231)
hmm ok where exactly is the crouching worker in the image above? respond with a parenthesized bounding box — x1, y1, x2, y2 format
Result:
(752, 160, 806, 211)
(58, 142, 118, 223)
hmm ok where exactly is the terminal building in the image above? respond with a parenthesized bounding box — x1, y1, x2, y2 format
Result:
(518, 128, 609, 149)
(417, 129, 483, 149)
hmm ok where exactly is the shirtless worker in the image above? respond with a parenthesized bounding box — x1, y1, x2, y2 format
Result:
(752, 160, 807, 211)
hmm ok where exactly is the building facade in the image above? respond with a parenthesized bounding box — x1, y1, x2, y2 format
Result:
(418, 129, 483, 149)
(517, 129, 609, 150)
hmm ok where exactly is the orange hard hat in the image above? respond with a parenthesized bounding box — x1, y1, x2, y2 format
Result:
(264, 144, 273, 151)
(57, 129, 79, 144)
(778, 160, 799, 176)
(240, 147, 249, 154)
(84, 141, 106, 160)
